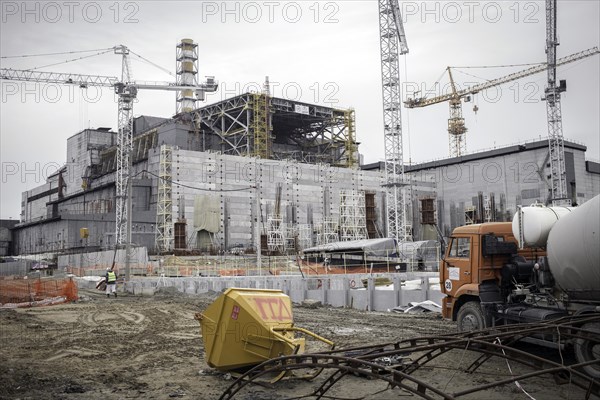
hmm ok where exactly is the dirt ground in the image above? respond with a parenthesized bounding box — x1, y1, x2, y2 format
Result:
(0, 288, 595, 400)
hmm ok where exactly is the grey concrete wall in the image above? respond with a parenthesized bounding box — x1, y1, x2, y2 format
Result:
(125, 272, 444, 312)
(58, 246, 149, 275)
(0, 260, 30, 276)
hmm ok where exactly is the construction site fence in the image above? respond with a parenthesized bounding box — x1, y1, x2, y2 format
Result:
(0, 276, 78, 308)
(124, 273, 444, 312)
(62, 247, 440, 278)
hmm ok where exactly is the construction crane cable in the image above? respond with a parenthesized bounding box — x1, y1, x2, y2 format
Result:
(454, 57, 591, 89)
(0, 47, 114, 59)
(453, 68, 496, 83)
(451, 62, 545, 69)
(25, 49, 114, 71)
(128, 50, 175, 77)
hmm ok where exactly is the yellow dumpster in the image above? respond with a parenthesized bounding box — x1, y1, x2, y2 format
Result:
(196, 288, 333, 372)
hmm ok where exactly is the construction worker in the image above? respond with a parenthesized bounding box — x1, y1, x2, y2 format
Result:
(105, 268, 117, 298)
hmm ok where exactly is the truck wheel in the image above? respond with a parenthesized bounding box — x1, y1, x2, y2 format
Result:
(457, 301, 486, 332)
(574, 322, 600, 379)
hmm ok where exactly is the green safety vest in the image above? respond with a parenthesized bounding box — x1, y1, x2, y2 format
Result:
(107, 271, 116, 283)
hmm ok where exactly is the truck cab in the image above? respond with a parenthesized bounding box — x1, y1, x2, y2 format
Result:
(440, 222, 540, 330)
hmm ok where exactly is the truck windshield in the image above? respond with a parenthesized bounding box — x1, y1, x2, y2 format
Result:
(449, 237, 470, 258)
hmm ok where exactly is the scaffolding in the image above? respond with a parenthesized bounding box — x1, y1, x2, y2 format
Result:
(266, 214, 285, 253)
(339, 190, 368, 241)
(155, 145, 174, 252)
(285, 225, 296, 253)
(317, 217, 339, 245)
(465, 206, 476, 225)
(298, 224, 313, 250)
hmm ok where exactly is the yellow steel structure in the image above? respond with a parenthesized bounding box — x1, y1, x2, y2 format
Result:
(195, 288, 333, 372)
(252, 93, 271, 158)
(343, 109, 358, 169)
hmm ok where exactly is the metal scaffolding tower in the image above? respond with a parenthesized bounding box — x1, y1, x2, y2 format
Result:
(285, 225, 296, 253)
(317, 217, 339, 245)
(378, 0, 411, 242)
(339, 190, 368, 241)
(544, 0, 569, 206)
(266, 214, 285, 253)
(298, 224, 313, 250)
(155, 145, 174, 252)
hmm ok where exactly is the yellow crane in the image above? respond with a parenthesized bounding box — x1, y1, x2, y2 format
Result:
(404, 47, 599, 157)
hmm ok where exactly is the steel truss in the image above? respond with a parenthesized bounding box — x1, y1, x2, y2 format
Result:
(219, 314, 600, 399)
(191, 94, 356, 166)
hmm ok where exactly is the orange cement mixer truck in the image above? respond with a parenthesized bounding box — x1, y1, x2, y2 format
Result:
(439, 194, 599, 378)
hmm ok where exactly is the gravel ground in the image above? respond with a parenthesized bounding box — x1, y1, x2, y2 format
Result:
(0, 288, 595, 400)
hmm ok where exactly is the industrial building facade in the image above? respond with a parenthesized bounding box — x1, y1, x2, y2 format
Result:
(12, 94, 380, 255)
(389, 139, 600, 239)
(9, 91, 600, 255)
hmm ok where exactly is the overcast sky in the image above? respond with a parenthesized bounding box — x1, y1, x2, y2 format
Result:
(1, 0, 599, 219)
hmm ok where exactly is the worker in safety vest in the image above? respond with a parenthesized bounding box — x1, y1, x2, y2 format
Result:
(105, 268, 117, 298)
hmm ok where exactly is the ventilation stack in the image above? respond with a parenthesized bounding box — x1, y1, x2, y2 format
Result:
(176, 39, 199, 114)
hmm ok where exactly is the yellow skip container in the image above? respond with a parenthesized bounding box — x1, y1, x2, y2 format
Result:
(196, 288, 333, 371)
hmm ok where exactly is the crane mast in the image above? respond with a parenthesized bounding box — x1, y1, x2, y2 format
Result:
(379, 0, 411, 242)
(545, 0, 569, 205)
(446, 67, 467, 157)
(114, 45, 136, 248)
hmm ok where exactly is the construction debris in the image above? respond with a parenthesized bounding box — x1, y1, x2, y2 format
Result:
(392, 300, 442, 314)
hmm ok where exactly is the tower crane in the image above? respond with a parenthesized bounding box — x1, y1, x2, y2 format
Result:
(404, 47, 599, 158)
(544, 0, 569, 205)
(0, 45, 217, 251)
(379, 0, 411, 242)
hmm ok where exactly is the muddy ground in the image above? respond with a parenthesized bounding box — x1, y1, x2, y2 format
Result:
(0, 288, 595, 400)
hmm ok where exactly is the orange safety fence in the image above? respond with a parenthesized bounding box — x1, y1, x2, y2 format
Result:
(0, 277, 78, 308)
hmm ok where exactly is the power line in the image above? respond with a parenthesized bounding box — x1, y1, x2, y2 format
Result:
(135, 170, 256, 192)
(0, 48, 114, 59)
